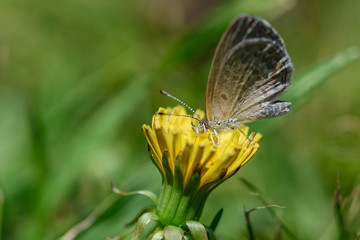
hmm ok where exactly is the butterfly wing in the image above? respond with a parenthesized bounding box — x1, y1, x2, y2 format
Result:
(205, 15, 293, 123)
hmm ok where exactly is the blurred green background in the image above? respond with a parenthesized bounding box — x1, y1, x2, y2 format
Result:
(0, 0, 359, 239)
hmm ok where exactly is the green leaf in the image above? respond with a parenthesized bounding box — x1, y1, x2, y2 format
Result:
(240, 178, 261, 195)
(286, 47, 359, 108)
(251, 47, 359, 134)
(132, 212, 160, 240)
(186, 221, 208, 240)
(40, 75, 151, 214)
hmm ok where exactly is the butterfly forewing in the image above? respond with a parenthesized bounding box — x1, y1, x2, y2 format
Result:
(205, 15, 293, 124)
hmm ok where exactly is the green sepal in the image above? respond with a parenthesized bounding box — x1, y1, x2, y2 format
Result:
(132, 212, 160, 240)
(164, 225, 184, 240)
(184, 172, 200, 195)
(186, 170, 226, 220)
(161, 150, 173, 185)
(173, 156, 185, 192)
(171, 172, 200, 226)
(159, 156, 185, 226)
(148, 228, 165, 240)
(124, 207, 155, 227)
(111, 182, 158, 205)
(170, 157, 186, 224)
(182, 235, 192, 240)
(204, 226, 216, 240)
(156, 150, 175, 224)
(186, 221, 208, 240)
(148, 145, 163, 177)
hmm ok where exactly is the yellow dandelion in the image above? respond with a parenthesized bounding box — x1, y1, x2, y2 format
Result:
(142, 106, 262, 226)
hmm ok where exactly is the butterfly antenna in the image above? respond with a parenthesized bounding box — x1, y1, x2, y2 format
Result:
(156, 112, 201, 122)
(160, 90, 202, 120)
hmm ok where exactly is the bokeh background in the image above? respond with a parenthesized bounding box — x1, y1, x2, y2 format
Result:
(0, 0, 359, 239)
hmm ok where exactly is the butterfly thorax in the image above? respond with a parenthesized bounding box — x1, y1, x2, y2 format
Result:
(192, 117, 241, 134)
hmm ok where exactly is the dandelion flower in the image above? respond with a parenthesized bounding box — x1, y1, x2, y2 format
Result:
(142, 106, 262, 226)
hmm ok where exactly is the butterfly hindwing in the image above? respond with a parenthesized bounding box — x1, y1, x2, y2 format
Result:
(205, 15, 293, 124)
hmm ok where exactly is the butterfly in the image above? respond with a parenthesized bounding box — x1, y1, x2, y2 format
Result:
(161, 14, 293, 147)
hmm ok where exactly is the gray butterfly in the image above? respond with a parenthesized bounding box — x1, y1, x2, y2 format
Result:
(162, 14, 293, 146)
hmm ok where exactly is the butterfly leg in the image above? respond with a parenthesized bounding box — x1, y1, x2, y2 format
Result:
(230, 124, 253, 141)
(202, 123, 206, 132)
(191, 122, 199, 135)
(210, 129, 220, 148)
(239, 127, 253, 141)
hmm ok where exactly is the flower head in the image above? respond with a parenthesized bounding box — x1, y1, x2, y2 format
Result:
(114, 105, 263, 237)
(142, 106, 262, 193)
